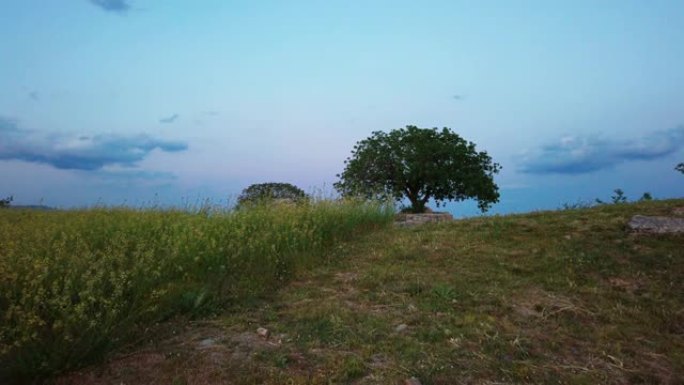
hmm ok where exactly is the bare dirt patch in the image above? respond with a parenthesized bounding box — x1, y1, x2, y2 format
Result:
(511, 288, 593, 320)
(55, 324, 288, 385)
(606, 276, 643, 294)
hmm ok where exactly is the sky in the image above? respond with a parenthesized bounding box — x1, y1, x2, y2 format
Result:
(1, 0, 683, 215)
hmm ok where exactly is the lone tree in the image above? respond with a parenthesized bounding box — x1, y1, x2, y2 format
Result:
(335, 125, 501, 213)
(677, 163, 684, 175)
(236, 183, 308, 208)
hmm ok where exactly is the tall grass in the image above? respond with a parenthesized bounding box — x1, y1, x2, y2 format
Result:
(0, 200, 393, 381)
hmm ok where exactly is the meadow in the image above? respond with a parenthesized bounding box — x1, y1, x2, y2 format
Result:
(0, 200, 394, 381)
(2, 199, 683, 384)
(54, 199, 683, 385)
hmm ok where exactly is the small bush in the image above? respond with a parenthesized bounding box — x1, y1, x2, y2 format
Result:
(639, 192, 653, 201)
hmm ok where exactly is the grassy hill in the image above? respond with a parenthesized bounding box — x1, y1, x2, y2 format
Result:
(3, 199, 684, 384)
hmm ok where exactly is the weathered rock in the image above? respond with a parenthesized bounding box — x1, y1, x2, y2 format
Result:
(405, 377, 422, 385)
(198, 338, 216, 348)
(672, 207, 684, 217)
(395, 323, 408, 333)
(395, 213, 454, 227)
(628, 215, 684, 234)
(256, 327, 270, 339)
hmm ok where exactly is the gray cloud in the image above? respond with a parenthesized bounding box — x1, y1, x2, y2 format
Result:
(519, 126, 684, 175)
(89, 0, 130, 13)
(0, 116, 188, 171)
(159, 114, 179, 124)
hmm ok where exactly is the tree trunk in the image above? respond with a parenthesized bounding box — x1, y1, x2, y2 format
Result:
(406, 186, 428, 213)
(408, 195, 426, 213)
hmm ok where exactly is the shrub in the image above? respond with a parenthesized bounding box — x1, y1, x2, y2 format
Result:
(236, 183, 308, 209)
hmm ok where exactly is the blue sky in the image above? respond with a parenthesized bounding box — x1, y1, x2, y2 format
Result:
(1, 0, 683, 215)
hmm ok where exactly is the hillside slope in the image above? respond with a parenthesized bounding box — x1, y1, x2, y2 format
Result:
(59, 200, 684, 384)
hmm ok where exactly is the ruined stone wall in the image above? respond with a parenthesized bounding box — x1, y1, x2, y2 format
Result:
(394, 213, 454, 227)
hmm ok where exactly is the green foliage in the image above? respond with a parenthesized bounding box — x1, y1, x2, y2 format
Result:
(596, 188, 629, 205)
(611, 188, 628, 204)
(0, 200, 393, 381)
(596, 189, 653, 205)
(0, 195, 12, 208)
(639, 192, 653, 201)
(431, 283, 456, 302)
(236, 182, 308, 209)
(334, 125, 501, 213)
(338, 355, 366, 381)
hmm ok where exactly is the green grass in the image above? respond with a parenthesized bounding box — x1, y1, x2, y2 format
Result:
(5, 199, 684, 384)
(0, 200, 393, 381)
(51, 198, 684, 385)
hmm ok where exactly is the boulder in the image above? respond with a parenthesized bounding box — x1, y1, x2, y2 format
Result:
(628, 215, 684, 234)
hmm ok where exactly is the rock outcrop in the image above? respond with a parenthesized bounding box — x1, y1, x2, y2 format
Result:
(628, 215, 684, 234)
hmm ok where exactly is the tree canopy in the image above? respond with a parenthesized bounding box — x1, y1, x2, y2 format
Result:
(236, 183, 308, 208)
(334, 125, 501, 213)
(676, 163, 684, 175)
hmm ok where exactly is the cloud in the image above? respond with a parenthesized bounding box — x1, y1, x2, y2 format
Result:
(89, 0, 130, 13)
(29, 91, 39, 101)
(452, 94, 465, 100)
(0, 116, 188, 171)
(519, 126, 684, 175)
(159, 114, 179, 124)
